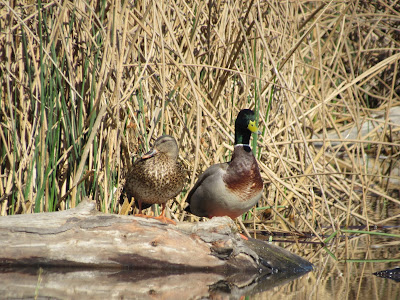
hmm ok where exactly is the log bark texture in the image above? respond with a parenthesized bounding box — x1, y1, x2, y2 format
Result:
(0, 200, 312, 274)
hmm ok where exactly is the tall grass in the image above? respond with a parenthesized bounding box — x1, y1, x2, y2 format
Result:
(1, 1, 399, 255)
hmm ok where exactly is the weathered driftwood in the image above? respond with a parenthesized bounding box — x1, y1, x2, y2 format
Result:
(0, 200, 313, 298)
(0, 199, 312, 273)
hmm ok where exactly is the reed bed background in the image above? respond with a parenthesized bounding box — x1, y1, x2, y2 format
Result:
(1, 0, 399, 259)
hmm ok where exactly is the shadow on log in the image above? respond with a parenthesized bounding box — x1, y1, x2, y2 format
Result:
(0, 200, 313, 298)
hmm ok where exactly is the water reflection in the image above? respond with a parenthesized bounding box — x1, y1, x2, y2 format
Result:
(0, 266, 310, 299)
(249, 260, 399, 300)
(249, 233, 400, 300)
(2, 259, 396, 299)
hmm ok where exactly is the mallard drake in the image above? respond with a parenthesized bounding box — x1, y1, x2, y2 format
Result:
(125, 135, 186, 223)
(185, 109, 263, 219)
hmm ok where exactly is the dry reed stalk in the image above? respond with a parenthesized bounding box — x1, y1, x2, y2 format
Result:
(0, 1, 399, 258)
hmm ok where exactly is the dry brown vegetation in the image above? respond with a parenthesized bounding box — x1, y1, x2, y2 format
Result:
(1, 0, 400, 256)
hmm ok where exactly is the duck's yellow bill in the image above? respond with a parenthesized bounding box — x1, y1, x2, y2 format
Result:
(247, 120, 260, 134)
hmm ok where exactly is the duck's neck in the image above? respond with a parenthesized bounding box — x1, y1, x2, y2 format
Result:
(234, 144, 252, 153)
(230, 144, 253, 167)
(235, 129, 251, 145)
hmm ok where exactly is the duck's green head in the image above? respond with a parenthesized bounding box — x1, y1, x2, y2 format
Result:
(235, 109, 259, 145)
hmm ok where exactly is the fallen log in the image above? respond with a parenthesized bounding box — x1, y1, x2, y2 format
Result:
(0, 199, 313, 297)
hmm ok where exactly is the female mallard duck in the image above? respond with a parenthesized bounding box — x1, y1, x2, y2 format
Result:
(185, 109, 263, 219)
(125, 135, 186, 223)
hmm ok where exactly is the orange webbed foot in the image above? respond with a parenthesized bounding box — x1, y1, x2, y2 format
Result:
(133, 214, 176, 225)
(154, 215, 176, 225)
(134, 213, 154, 219)
(239, 233, 249, 240)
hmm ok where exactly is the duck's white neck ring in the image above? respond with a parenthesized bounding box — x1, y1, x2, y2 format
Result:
(235, 144, 253, 153)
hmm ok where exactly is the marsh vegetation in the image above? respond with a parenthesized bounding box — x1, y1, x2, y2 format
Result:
(1, 0, 399, 298)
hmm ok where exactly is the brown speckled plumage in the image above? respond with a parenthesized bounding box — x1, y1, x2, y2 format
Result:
(125, 135, 185, 214)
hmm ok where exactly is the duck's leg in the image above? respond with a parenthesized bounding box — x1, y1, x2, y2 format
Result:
(134, 200, 153, 218)
(239, 233, 249, 240)
(154, 203, 176, 225)
(138, 200, 143, 214)
(237, 217, 251, 240)
(134, 201, 176, 225)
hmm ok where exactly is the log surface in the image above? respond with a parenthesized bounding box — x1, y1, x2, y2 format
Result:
(0, 200, 312, 274)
